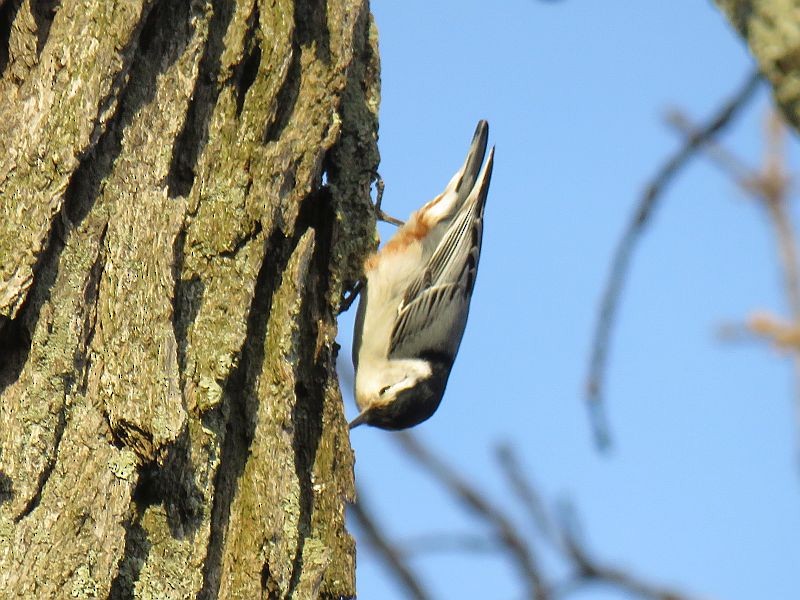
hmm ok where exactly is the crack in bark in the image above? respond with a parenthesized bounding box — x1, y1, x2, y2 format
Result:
(0, 211, 106, 522)
(172, 222, 194, 395)
(198, 228, 296, 600)
(29, 0, 57, 56)
(115, 0, 192, 120)
(0, 197, 71, 394)
(0, 315, 28, 393)
(233, 0, 260, 118)
(263, 0, 329, 145)
(261, 562, 281, 600)
(0, 470, 13, 506)
(108, 516, 151, 600)
(12, 403, 67, 522)
(108, 431, 204, 596)
(83, 0, 159, 154)
(264, 44, 300, 144)
(218, 220, 264, 259)
(286, 187, 335, 598)
(0, 0, 21, 76)
(167, 0, 235, 198)
(200, 185, 335, 597)
(294, 0, 330, 64)
(130, 430, 204, 538)
(111, 418, 159, 460)
(71, 221, 108, 397)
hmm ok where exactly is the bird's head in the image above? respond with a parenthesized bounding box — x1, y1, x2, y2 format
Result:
(350, 356, 452, 430)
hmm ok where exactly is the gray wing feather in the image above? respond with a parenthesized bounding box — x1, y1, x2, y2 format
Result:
(389, 146, 494, 359)
(389, 281, 470, 360)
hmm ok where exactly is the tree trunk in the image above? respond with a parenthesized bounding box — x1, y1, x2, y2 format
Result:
(715, 1, 800, 128)
(0, 0, 379, 597)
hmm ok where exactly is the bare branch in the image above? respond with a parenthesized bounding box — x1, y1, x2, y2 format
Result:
(757, 113, 800, 319)
(668, 107, 800, 464)
(358, 435, 712, 600)
(396, 533, 501, 555)
(495, 444, 561, 546)
(350, 489, 432, 600)
(586, 69, 762, 450)
(496, 445, 705, 600)
(395, 432, 550, 600)
(558, 527, 705, 600)
(664, 109, 755, 188)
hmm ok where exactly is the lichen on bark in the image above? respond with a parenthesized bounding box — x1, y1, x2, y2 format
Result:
(715, 1, 800, 128)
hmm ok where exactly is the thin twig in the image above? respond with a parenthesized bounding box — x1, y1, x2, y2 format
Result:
(496, 444, 703, 600)
(350, 489, 432, 600)
(586, 69, 762, 450)
(395, 533, 501, 555)
(669, 108, 800, 466)
(760, 113, 800, 318)
(557, 527, 704, 600)
(396, 432, 550, 600)
(495, 444, 560, 546)
(664, 109, 754, 185)
(381, 436, 709, 600)
(756, 133, 800, 441)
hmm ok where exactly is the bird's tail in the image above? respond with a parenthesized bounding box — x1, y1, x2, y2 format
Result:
(423, 120, 490, 223)
(454, 120, 490, 202)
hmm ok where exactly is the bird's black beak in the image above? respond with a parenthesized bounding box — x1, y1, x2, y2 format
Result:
(348, 412, 369, 430)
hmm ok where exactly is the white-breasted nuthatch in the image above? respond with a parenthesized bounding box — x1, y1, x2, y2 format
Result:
(349, 120, 494, 430)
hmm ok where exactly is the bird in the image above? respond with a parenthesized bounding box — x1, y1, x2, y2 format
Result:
(349, 120, 494, 430)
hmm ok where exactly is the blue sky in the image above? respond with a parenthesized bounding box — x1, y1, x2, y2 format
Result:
(338, 1, 800, 598)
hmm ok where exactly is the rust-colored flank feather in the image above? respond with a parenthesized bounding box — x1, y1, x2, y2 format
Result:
(364, 194, 444, 272)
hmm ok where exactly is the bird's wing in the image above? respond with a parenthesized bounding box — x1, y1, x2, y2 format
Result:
(389, 282, 470, 360)
(389, 147, 494, 360)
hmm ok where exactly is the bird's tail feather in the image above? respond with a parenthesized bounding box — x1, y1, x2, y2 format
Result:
(426, 120, 490, 222)
(454, 120, 489, 201)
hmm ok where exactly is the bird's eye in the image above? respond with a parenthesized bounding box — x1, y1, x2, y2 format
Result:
(379, 385, 390, 396)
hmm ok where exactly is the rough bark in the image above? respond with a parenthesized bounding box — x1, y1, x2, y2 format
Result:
(715, 1, 800, 128)
(0, 0, 379, 597)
